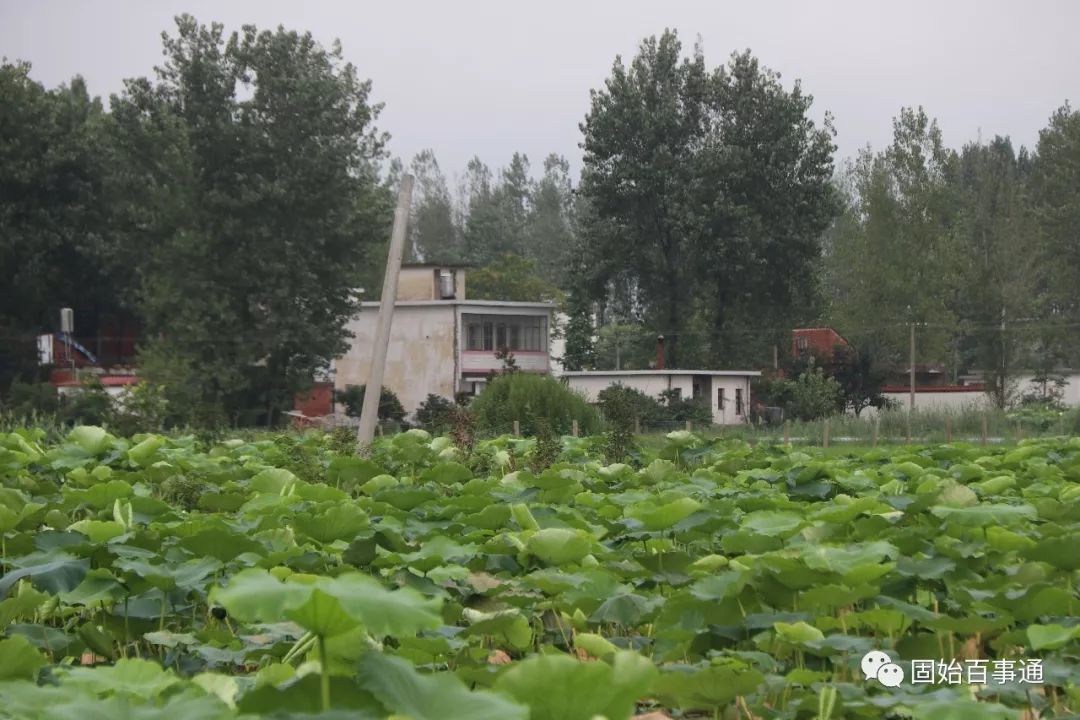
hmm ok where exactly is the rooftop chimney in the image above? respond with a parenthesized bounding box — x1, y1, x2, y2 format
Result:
(656, 335, 665, 370)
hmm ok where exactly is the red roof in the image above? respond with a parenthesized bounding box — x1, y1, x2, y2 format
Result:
(792, 327, 852, 357)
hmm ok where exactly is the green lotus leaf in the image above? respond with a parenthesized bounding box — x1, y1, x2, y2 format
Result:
(67, 520, 126, 544)
(61, 658, 181, 700)
(0, 635, 45, 681)
(1027, 623, 1080, 650)
(495, 651, 656, 720)
(210, 569, 442, 638)
(293, 504, 370, 544)
(359, 650, 527, 720)
(526, 528, 593, 566)
(625, 497, 702, 531)
(127, 435, 164, 467)
(653, 662, 765, 711)
(740, 510, 804, 537)
(68, 426, 111, 455)
(419, 461, 472, 485)
(61, 568, 125, 605)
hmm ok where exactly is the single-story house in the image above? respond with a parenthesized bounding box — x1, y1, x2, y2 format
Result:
(562, 369, 762, 425)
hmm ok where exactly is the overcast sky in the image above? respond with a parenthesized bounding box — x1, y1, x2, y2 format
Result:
(3, 0, 1078, 182)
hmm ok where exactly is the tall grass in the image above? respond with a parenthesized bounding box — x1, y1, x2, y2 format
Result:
(649, 406, 1080, 446)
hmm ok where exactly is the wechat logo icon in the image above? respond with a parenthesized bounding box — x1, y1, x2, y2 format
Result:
(862, 650, 905, 688)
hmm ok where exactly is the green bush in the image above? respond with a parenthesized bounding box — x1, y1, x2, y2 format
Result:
(60, 377, 113, 426)
(415, 394, 457, 433)
(110, 382, 170, 436)
(471, 373, 601, 436)
(599, 383, 712, 428)
(658, 389, 713, 426)
(755, 362, 845, 422)
(335, 385, 406, 422)
(598, 384, 638, 463)
(789, 366, 844, 421)
(4, 380, 60, 417)
(598, 384, 666, 426)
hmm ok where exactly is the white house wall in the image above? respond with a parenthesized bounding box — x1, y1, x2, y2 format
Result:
(866, 391, 990, 415)
(335, 305, 458, 416)
(564, 373, 754, 426)
(1011, 372, 1080, 406)
(711, 376, 753, 425)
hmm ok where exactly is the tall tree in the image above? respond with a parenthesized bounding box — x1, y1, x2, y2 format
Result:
(526, 154, 576, 287)
(0, 63, 127, 389)
(461, 156, 501, 265)
(948, 137, 1037, 407)
(467, 253, 561, 302)
(692, 50, 838, 365)
(407, 149, 458, 263)
(1030, 104, 1080, 366)
(579, 32, 837, 367)
(108, 16, 391, 424)
(579, 31, 707, 367)
(825, 107, 958, 370)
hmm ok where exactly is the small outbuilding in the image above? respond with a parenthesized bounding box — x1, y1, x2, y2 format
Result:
(562, 369, 761, 426)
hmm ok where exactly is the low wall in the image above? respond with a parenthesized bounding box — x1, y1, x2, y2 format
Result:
(867, 389, 990, 415)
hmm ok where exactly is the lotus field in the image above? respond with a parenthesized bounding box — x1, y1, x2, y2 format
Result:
(0, 425, 1078, 719)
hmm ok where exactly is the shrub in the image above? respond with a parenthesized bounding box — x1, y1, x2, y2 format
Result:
(335, 385, 406, 422)
(470, 373, 601, 436)
(110, 382, 169, 436)
(4, 380, 60, 418)
(415, 394, 457, 433)
(598, 384, 638, 463)
(755, 363, 845, 422)
(136, 343, 204, 427)
(598, 384, 666, 426)
(789, 365, 845, 421)
(527, 419, 562, 472)
(658, 389, 713, 426)
(60, 377, 113, 426)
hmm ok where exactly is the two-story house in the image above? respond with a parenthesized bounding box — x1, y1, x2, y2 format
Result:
(333, 265, 555, 417)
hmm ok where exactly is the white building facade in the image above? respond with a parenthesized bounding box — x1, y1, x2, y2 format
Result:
(562, 370, 762, 426)
(334, 265, 555, 417)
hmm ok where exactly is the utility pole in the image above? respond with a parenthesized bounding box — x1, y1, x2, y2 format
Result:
(356, 175, 414, 451)
(1000, 307, 1006, 408)
(909, 322, 916, 413)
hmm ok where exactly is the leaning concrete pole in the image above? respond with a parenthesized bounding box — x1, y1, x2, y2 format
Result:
(357, 174, 414, 451)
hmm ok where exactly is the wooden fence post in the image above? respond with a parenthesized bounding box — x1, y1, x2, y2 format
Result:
(635, 417, 641, 435)
(945, 416, 952, 444)
(376, 423, 384, 437)
(685, 420, 692, 432)
(783, 420, 790, 445)
(872, 417, 880, 447)
(1016, 422, 1022, 441)
(906, 413, 912, 444)
(981, 415, 988, 446)
(572, 420, 579, 437)
(513, 420, 520, 437)
(823, 419, 830, 449)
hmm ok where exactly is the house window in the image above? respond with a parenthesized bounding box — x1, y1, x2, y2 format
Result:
(467, 323, 482, 351)
(717, 388, 725, 410)
(670, 388, 681, 401)
(463, 314, 547, 352)
(735, 389, 744, 415)
(796, 336, 809, 351)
